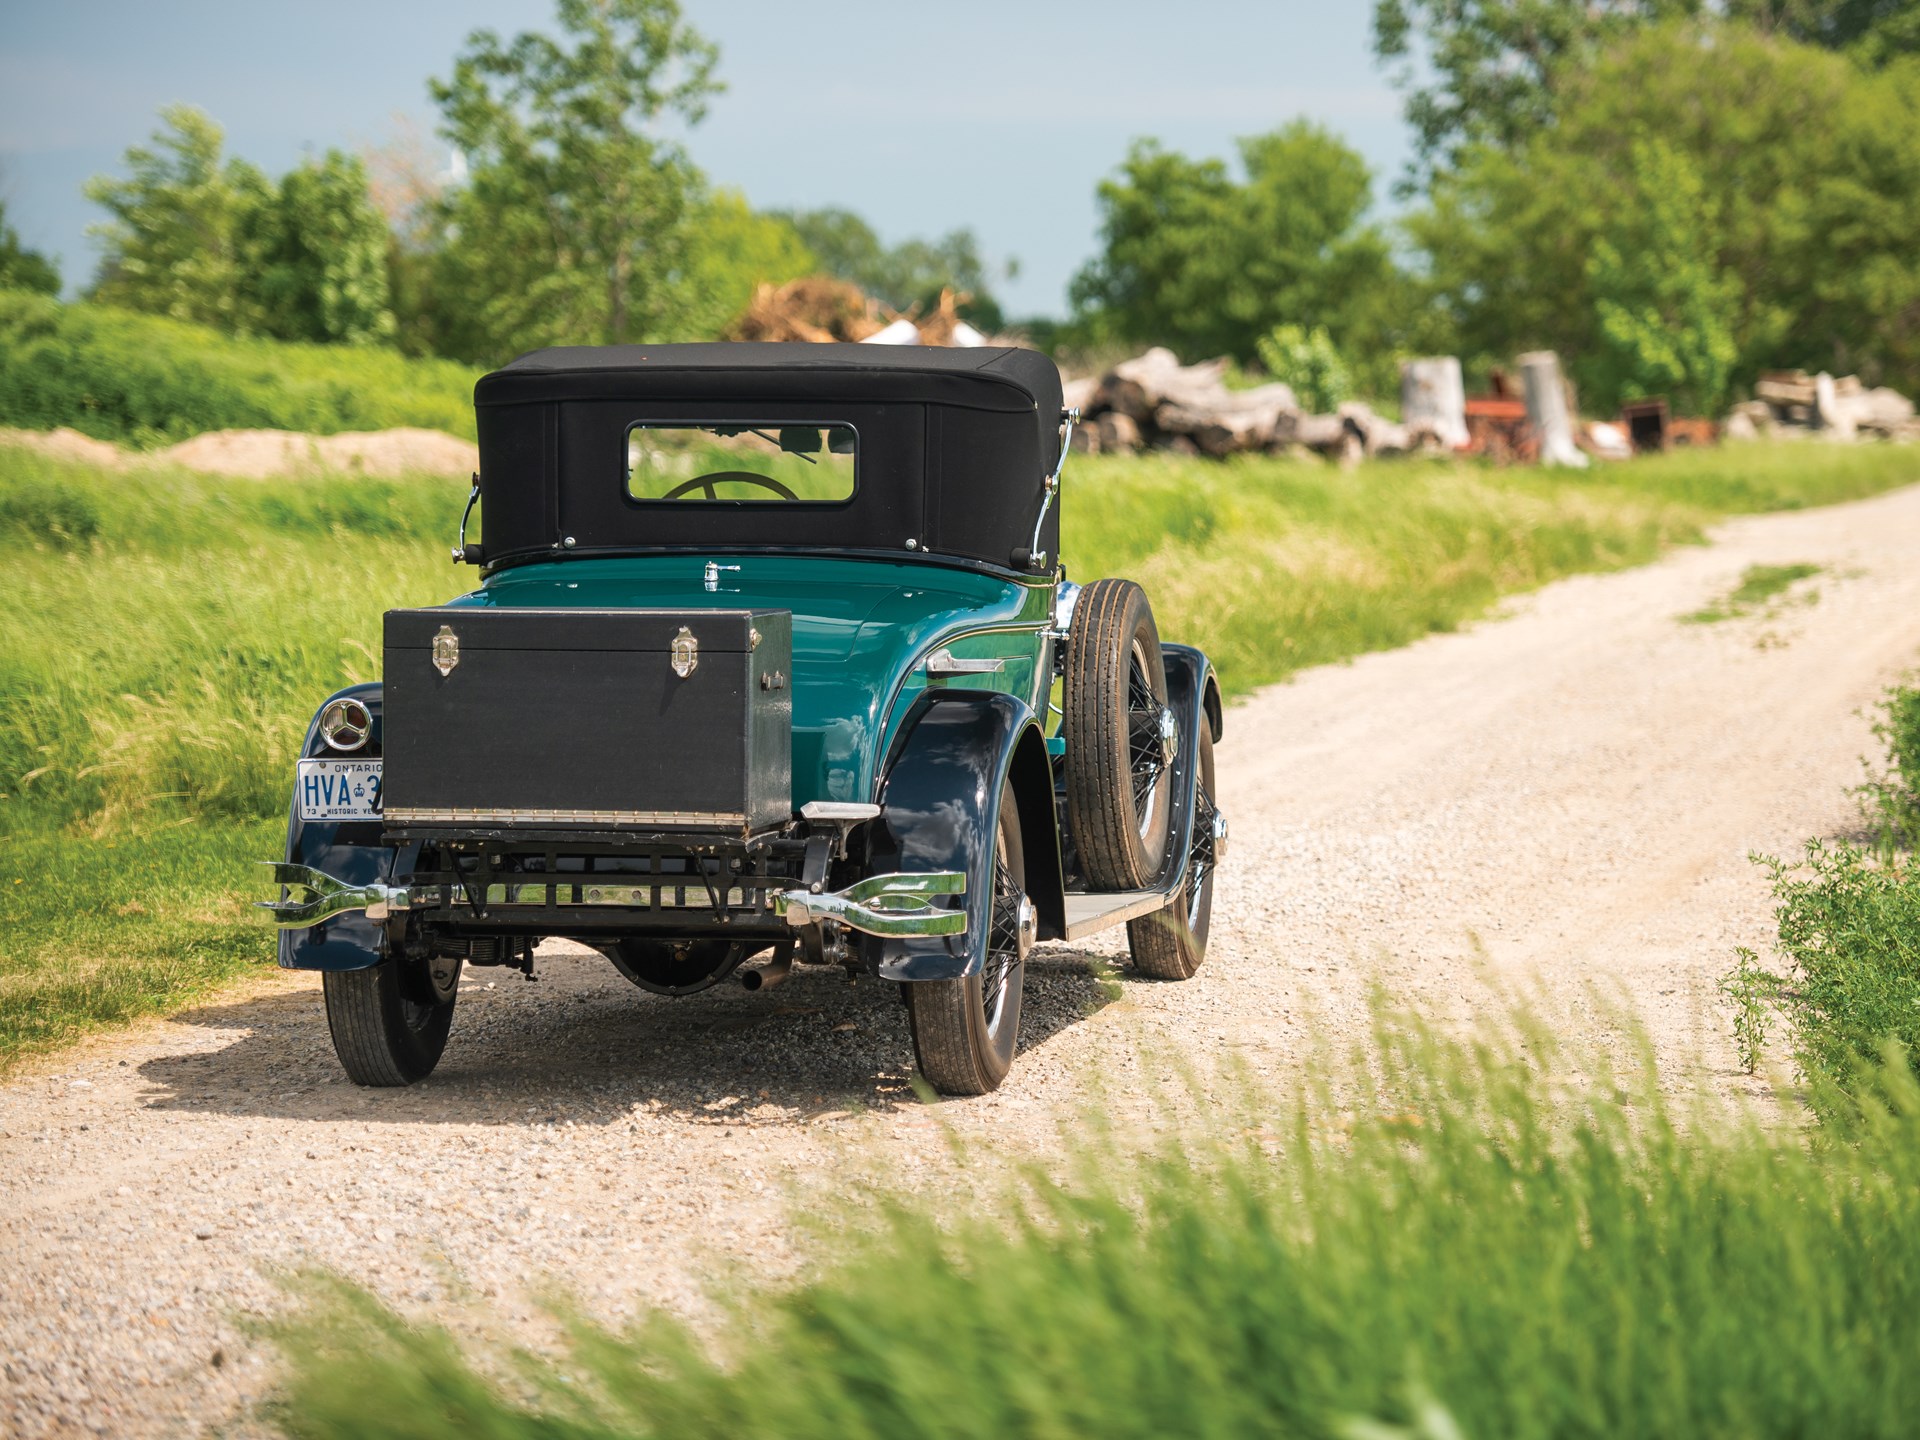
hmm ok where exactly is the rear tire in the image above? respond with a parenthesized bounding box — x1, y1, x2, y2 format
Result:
(322, 958, 458, 1086)
(1128, 723, 1217, 980)
(1064, 578, 1173, 890)
(906, 781, 1029, 1095)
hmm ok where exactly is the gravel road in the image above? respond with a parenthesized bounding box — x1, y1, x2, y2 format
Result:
(6, 481, 1920, 1437)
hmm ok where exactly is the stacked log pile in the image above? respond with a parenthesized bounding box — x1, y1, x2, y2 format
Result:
(1725, 371, 1917, 442)
(1067, 347, 1443, 462)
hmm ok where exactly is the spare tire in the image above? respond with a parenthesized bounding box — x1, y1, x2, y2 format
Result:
(1062, 578, 1174, 889)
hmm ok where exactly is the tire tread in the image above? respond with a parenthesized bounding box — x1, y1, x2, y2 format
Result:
(1064, 579, 1166, 890)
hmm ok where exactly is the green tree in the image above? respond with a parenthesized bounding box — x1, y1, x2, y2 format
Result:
(84, 104, 272, 330)
(251, 152, 395, 345)
(1371, 0, 1706, 181)
(0, 199, 60, 296)
(1727, 0, 1920, 63)
(1069, 122, 1401, 370)
(427, 0, 722, 359)
(1255, 324, 1353, 412)
(83, 108, 394, 344)
(1408, 25, 1920, 406)
(677, 190, 814, 339)
(1371, 0, 1920, 185)
(1586, 139, 1741, 413)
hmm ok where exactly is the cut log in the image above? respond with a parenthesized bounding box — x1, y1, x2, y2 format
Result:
(1061, 376, 1101, 416)
(1814, 372, 1857, 442)
(1399, 357, 1469, 449)
(1519, 351, 1588, 468)
(1337, 401, 1412, 457)
(1755, 371, 1817, 407)
(1103, 347, 1248, 422)
(1840, 386, 1914, 436)
(1155, 383, 1298, 456)
(1289, 413, 1344, 447)
(1157, 402, 1278, 457)
(1094, 411, 1142, 454)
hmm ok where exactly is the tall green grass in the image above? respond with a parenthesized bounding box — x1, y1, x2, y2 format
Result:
(2, 439, 1916, 1068)
(0, 445, 458, 1063)
(270, 1009, 1920, 1439)
(0, 291, 481, 444)
(1067, 442, 1919, 694)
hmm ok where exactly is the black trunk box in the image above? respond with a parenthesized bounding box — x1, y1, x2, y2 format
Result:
(382, 607, 792, 835)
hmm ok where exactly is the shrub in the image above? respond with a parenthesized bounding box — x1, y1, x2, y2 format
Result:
(1883, 686, 1920, 815)
(1734, 842, 1920, 1113)
(1255, 322, 1352, 412)
(0, 292, 479, 444)
(1849, 683, 1920, 857)
(0, 475, 102, 548)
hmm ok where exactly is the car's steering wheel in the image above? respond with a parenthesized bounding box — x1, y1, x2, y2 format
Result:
(661, 472, 799, 502)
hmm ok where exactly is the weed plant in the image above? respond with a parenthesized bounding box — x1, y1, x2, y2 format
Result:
(0, 292, 480, 444)
(1680, 561, 1820, 623)
(1732, 845, 1920, 1114)
(1727, 685, 1920, 1104)
(1858, 683, 1920, 853)
(269, 1010, 1920, 1440)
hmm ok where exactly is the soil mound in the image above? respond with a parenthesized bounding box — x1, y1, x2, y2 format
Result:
(1, 425, 478, 478)
(159, 427, 477, 478)
(0, 427, 128, 468)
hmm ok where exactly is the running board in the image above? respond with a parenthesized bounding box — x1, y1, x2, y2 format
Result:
(1062, 889, 1168, 941)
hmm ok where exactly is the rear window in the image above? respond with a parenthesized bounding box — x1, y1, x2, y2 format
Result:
(624, 423, 857, 503)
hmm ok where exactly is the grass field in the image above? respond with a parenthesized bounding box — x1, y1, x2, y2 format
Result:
(1, 437, 1917, 1068)
(270, 1006, 1920, 1440)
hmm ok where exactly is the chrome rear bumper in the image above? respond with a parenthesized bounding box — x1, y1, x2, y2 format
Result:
(258, 862, 966, 939)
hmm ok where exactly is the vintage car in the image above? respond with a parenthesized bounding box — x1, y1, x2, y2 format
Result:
(263, 343, 1226, 1094)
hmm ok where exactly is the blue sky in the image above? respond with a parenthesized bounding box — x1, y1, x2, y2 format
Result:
(0, 1, 1412, 318)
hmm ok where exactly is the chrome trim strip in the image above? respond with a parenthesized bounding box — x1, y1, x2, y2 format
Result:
(384, 805, 745, 827)
(799, 801, 882, 822)
(925, 646, 1007, 677)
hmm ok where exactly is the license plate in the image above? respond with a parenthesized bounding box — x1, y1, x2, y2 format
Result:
(296, 759, 383, 821)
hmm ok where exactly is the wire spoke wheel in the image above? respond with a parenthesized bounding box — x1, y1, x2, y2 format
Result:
(906, 779, 1030, 1095)
(1127, 721, 1219, 981)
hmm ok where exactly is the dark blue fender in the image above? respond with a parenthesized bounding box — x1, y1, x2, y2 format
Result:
(1157, 644, 1220, 876)
(277, 682, 406, 971)
(866, 690, 1066, 983)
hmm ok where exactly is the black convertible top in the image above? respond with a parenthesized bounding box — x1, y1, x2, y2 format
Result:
(471, 343, 1066, 575)
(481, 342, 1062, 413)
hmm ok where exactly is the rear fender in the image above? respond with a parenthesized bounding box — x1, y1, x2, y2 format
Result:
(277, 683, 406, 972)
(867, 689, 1066, 983)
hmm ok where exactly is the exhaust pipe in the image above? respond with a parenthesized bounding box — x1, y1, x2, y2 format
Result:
(741, 942, 795, 992)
